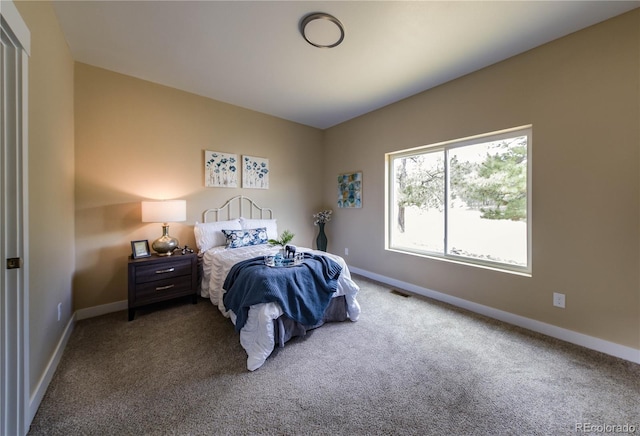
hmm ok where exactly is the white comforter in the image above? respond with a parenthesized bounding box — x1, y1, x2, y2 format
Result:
(200, 244, 360, 371)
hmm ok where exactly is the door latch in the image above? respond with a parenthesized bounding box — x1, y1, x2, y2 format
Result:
(6, 258, 21, 269)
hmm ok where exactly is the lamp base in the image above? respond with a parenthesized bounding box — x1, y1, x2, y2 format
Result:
(152, 224, 179, 256)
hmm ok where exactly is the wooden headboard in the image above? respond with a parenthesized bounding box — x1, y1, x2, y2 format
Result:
(203, 195, 273, 223)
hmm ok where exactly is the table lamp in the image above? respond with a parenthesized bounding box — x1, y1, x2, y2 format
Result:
(141, 200, 186, 256)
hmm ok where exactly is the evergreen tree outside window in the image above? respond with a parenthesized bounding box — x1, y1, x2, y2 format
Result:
(386, 126, 532, 274)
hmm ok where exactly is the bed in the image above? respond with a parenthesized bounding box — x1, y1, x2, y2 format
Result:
(195, 196, 361, 371)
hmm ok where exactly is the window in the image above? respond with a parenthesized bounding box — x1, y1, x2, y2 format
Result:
(386, 126, 531, 274)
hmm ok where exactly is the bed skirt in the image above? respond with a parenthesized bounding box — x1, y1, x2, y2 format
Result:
(273, 295, 347, 348)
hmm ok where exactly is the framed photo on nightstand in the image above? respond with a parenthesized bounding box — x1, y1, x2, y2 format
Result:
(131, 240, 151, 259)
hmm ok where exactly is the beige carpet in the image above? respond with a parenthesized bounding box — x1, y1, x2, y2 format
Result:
(28, 275, 639, 435)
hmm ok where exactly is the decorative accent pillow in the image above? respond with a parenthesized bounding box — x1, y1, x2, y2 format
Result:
(222, 227, 268, 249)
(194, 220, 242, 252)
(239, 218, 278, 240)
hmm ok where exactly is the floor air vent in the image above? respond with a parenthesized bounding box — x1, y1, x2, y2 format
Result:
(390, 289, 410, 298)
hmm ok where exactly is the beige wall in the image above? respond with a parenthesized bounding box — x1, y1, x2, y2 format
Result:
(13, 0, 76, 396)
(324, 10, 640, 350)
(74, 64, 325, 309)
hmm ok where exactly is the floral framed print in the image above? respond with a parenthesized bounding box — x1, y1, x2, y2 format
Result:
(338, 171, 362, 208)
(242, 155, 269, 189)
(205, 151, 238, 187)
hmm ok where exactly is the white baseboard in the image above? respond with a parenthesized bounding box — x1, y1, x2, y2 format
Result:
(349, 266, 640, 365)
(28, 314, 75, 425)
(75, 299, 127, 320)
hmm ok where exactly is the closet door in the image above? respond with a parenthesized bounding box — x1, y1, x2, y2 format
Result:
(1, 1, 30, 434)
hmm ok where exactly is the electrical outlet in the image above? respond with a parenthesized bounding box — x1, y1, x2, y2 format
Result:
(553, 292, 565, 308)
(344, 247, 349, 256)
(57, 303, 62, 321)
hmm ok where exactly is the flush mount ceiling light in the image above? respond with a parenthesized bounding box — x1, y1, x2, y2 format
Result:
(300, 13, 344, 48)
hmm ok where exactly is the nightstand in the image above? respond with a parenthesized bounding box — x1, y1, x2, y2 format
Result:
(128, 252, 198, 321)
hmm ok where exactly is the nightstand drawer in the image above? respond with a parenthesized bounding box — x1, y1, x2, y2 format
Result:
(133, 276, 193, 303)
(135, 258, 192, 284)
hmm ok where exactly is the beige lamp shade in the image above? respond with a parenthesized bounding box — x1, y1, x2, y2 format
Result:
(141, 200, 186, 256)
(141, 200, 186, 224)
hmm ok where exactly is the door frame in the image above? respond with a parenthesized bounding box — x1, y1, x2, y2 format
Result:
(1, 1, 30, 435)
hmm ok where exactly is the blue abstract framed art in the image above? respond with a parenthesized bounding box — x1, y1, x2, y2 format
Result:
(338, 171, 362, 208)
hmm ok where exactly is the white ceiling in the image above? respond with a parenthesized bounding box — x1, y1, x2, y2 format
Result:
(52, 1, 639, 129)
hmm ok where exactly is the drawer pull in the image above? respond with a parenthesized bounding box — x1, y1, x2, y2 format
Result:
(155, 268, 175, 274)
(155, 284, 175, 291)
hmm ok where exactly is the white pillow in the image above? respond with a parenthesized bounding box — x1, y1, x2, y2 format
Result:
(194, 220, 242, 252)
(239, 217, 278, 240)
